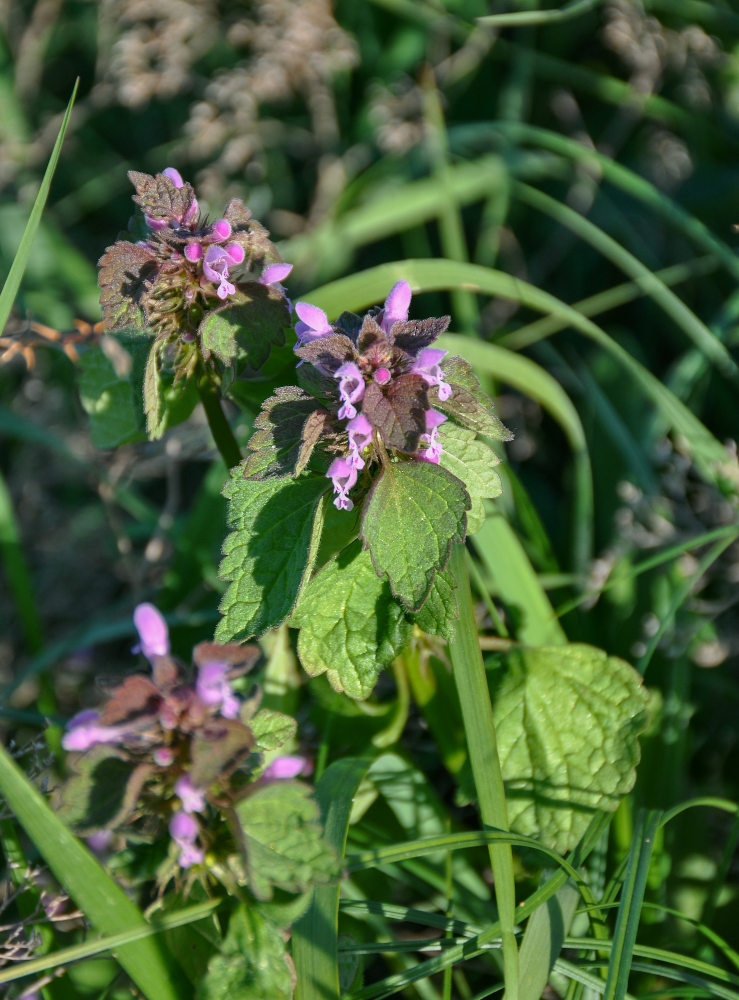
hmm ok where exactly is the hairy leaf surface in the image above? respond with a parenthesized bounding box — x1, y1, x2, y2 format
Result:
(492, 644, 650, 854)
(361, 461, 469, 610)
(293, 541, 412, 699)
(217, 469, 328, 642)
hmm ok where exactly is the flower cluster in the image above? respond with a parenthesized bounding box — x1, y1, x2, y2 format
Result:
(294, 281, 452, 511)
(61, 604, 301, 869)
(98, 168, 288, 343)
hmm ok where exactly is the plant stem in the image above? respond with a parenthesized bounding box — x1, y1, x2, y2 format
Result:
(448, 542, 519, 1000)
(197, 373, 242, 469)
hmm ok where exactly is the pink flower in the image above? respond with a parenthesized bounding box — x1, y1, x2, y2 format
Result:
(196, 661, 240, 719)
(327, 457, 358, 511)
(203, 244, 246, 300)
(133, 603, 170, 660)
(380, 280, 412, 332)
(346, 413, 373, 469)
(262, 755, 312, 781)
(61, 710, 127, 752)
(335, 362, 365, 420)
(174, 774, 206, 814)
(419, 410, 447, 464)
(169, 811, 203, 868)
(260, 263, 293, 286)
(294, 302, 333, 346)
(410, 348, 452, 402)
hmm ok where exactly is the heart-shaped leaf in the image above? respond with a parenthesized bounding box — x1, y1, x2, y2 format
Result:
(293, 541, 412, 699)
(361, 461, 469, 611)
(491, 644, 650, 854)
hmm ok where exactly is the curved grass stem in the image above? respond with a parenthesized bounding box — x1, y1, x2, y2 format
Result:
(448, 543, 519, 999)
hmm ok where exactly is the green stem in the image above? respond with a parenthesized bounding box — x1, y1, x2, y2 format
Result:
(448, 543, 519, 999)
(197, 373, 242, 469)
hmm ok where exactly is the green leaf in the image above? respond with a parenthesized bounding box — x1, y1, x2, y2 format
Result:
(412, 569, 458, 640)
(437, 355, 512, 440)
(55, 749, 152, 832)
(438, 421, 502, 534)
(293, 541, 412, 699)
(491, 644, 650, 854)
(242, 387, 323, 480)
(77, 336, 148, 447)
(196, 905, 293, 1000)
(250, 709, 298, 752)
(216, 469, 328, 642)
(361, 461, 469, 611)
(233, 781, 340, 900)
(199, 283, 289, 373)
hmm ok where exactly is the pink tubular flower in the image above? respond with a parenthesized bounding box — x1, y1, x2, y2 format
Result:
(196, 661, 240, 719)
(61, 710, 127, 752)
(410, 348, 452, 402)
(169, 811, 204, 868)
(419, 410, 447, 464)
(262, 755, 312, 781)
(335, 362, 365, 420)
(260, 263, 293, 286)
(346, 413, 373, 469)
(294, 302, 333, 346)
(380, 280, 412, 332)
(133, 603, 170, 660)
(174, 774, 206, 814)
(203, 243, 245, 299)
(327, 457, 358, 511)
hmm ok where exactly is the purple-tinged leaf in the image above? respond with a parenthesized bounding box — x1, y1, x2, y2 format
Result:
(391, 315, 450, 354)
(295, 332, 358, 374)
(128, 170, 196, 226)
(296, 409, 331, 477)
(361, 374, 428, 453)
(243, 387, 325, 479)
(189, 718, 255, 788)
(98, 241, 158, 330)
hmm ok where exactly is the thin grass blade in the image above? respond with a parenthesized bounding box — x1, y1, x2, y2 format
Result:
(0, 80, 78, 333)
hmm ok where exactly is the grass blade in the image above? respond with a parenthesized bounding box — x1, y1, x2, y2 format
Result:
(0, 80, 78, 334)
(293, 756, 372, 1000)
(479, 0, 605, 27)
(0, 744, 188, 999)
(602, 809, 661, 1000)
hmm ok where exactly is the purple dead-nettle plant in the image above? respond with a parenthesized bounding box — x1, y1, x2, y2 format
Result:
(57, 604, 305, 876)
(97, 167, 291, 383)
(290, 281, 459, 511)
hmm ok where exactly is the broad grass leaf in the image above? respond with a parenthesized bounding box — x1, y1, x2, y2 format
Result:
(437, 421, 502, 534)
(217, 469, 328, 642)
(233, 781, 340, 900)
(492, 644, 650, 854)
(196, 905, 293, 1000)
(293, 541, 412, 699)
(361, 461, 469, 611)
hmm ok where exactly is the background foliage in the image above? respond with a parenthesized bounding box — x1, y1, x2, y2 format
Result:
(1, 0, 738, 997)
